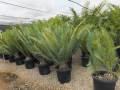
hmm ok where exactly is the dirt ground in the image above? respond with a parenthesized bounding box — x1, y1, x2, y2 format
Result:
(0, 51, 120, 90)
(0, 70, 39, 90)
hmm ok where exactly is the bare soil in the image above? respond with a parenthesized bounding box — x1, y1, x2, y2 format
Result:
(0, 70, 39, 90)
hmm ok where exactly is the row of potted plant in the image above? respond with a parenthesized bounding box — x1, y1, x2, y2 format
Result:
(69, 1, 120, 69)
(0, 17, 85, 83)
(0, 2, 120, 90)
(0, 19, 120, 90)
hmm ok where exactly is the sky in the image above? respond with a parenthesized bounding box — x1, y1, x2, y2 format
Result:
(0, 0, 119, 24)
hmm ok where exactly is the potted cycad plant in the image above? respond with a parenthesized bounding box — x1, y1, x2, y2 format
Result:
(0, 29, 20, 62)
(87, 27, 120, 90)
(0, 30, 3, 59)
(29, 20, 57, 75)
(11, 25, 35, 69)
(106, 4, 120, 59)
(9, 25, 34, 67)
(0, 46, 9, 60)
(78, 24, 93, 67)
(0, 31, 9, 60)
(20, 35, 51, 75)
(30, 21, 84, 83)
(29, 21, 53, 75)
(101, 4, 120, 71)
(16, 23, 51, 72)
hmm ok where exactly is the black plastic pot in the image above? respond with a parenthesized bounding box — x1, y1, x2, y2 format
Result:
(56, 65, 72, 84)
(81, 55, 89, 67)
(24, 59, 35, 69)
(67, 57, 72, 67)
(4, 54, 9, 60)
(15, 57, 24, 65)
(112, 63, 119, 72)
(8, 56, 15, 63)
(116, 48, 120, 58)
(92, 71, 118, 90)
(82, 51, 90, 57)
(20, 55, 25, 59)
(0, 54, 3, 59)
(44, 59, 54, 66)
(32, 57, 40, 63)
(38, 63, 50, 75)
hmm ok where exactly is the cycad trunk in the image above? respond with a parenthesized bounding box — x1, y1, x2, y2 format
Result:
(40, 58, 46, 65)
(25, 56, 32, 60)
(59, 63, 69, 70)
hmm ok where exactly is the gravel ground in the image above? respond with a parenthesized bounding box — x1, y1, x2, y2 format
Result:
(0, 50, 120, 90)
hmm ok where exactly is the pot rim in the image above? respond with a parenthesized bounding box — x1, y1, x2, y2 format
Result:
(56, 65, 72, 72)
(92, 70, 118, 83)
(24, 59, 33, 61)
(8, 55, 14, 57)
(14, 57, 23, 59)
(81, 55, 89, 58)
(37, 63, 49, 66)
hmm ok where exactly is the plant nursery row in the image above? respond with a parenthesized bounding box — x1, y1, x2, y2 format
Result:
(0, 1, 120, 90)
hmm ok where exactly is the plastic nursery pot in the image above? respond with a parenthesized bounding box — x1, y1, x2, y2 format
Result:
(92, 71, 118, 90)
(4, 54, 9, 60)
(81, 55, 89, 67)
(116, 48, 120, 58)
(67, 57, 72, 68)
(15, 57, 24, 65)
(44, 59, 54, 66)
(82, 51, 90, 57)
(0, 54, 3, 59)
(8, 56, 15, 63)
(56, 65, 72, 84)
(20, 55, 26, 59)
(37, 63, 50, 75)
(24, 59, 35, 69)
(82, 51, 86, 56)
(112, 61, 120, 72)
(32, 57, 40, 63)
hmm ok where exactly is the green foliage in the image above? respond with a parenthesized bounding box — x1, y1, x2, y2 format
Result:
(87, 27, 119, 75)
(29, 21, 84, 65)
(0, 29, 19, 57)
(0, 1, 119, 73)
(69, 7, 82, 27)
(105, 4, 120, 46)
(81, 1, 106, 26)
(78, 24, 93, 54)
(10, 25, 32, 59)
(16, 22, 48, 61)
